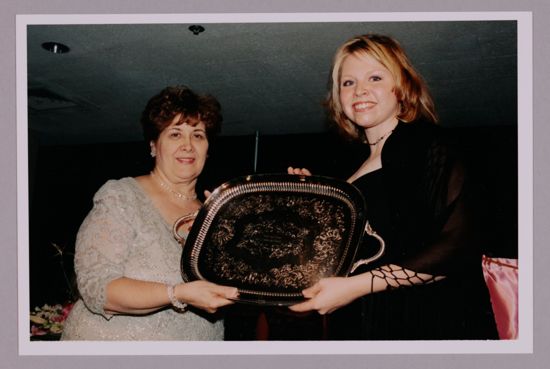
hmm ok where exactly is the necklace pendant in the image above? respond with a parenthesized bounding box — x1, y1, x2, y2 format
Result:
(368, 129, 394, 146)
(150, 171, 197, 201)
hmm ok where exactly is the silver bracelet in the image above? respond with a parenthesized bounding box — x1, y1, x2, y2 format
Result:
(167, 284, 188, 312)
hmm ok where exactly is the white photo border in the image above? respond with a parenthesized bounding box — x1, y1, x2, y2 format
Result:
(17, 11, 533, 356)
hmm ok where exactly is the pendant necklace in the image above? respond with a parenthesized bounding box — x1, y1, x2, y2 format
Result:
(367, 128, 394, 146)
(150, 171, 197, 201)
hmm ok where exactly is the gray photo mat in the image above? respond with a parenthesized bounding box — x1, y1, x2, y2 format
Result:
(3, 0, 546, 368)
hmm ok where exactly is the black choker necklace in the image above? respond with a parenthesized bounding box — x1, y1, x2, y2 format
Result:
(367, 129, 394, 146)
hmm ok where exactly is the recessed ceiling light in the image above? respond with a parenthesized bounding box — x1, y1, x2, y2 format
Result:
(188, 25, 205, 35)
(41, 42, 70, 54)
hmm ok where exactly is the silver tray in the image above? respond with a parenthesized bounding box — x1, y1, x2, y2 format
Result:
(174, 174, 384, 306)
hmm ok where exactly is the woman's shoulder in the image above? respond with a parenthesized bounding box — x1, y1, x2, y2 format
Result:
(395, 119, 441, 142)
(93, 177, 141, 201)
(383, 120, 458, 177)
(391, 120, 452, 156)
(384, 120, 435, 157)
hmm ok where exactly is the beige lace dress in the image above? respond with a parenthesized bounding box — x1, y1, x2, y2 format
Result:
(61, 177, 224, 340)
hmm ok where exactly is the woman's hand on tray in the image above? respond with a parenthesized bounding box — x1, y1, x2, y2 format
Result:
(287, 167, 312, 176)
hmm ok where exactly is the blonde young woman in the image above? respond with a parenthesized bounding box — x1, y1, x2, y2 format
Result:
(289, 34, 498, 340)
(61, 86, 238, 340)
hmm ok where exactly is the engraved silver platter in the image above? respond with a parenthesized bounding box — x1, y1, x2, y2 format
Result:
(174, 174, 384, 306)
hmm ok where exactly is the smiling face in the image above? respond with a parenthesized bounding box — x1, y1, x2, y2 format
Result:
(152, 113, 209, 184)
(339, 52, 400, 134)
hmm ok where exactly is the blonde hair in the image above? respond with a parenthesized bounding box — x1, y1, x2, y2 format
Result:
(327, 34, 438, 141)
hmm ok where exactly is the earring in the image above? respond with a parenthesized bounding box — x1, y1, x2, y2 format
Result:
(150, 150, 156, 158)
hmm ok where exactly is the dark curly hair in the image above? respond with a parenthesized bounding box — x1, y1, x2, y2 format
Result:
(140, 85, 222, 143)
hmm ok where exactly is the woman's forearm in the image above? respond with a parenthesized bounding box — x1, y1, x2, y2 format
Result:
(358, 264, 445, 295)
(104, 277, 172, 315)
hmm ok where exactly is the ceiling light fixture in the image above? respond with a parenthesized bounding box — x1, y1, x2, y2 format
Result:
(41, 42, 70, 54)
(188, 25, 205, 35)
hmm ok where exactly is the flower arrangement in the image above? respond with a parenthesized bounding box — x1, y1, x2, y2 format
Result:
(30, 302, 74, 338)
(30, 242, 78, 339)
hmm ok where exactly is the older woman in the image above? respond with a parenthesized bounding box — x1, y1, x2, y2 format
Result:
(61, 85, 238, 340)
(289, 34, 498, 340)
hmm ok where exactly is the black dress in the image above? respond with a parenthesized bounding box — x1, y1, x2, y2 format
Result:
(327, 120, 499, 340)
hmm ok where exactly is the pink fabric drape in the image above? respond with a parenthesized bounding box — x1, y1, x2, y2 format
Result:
(482, 255, 519, 340)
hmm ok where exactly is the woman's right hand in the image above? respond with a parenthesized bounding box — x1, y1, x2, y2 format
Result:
(176, 280, 239, 313)
(288, 276, 368, 315)
(287, 166, 312, 176)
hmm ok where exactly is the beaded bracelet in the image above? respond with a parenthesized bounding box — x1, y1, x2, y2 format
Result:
(166, 284, 188, 312)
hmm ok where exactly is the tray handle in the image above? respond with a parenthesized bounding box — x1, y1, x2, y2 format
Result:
(173, 211, 199, 243)
(349, 221, 385, 274)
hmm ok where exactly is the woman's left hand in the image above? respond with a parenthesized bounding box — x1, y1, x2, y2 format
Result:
(287, 167, 312, 176)
(288, 276, 368, 315)
(178, 280, 238, 314)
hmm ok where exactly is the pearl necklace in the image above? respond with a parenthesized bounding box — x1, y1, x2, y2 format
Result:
(367, 129, 394, 146)
(150, 171, 197, 201)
